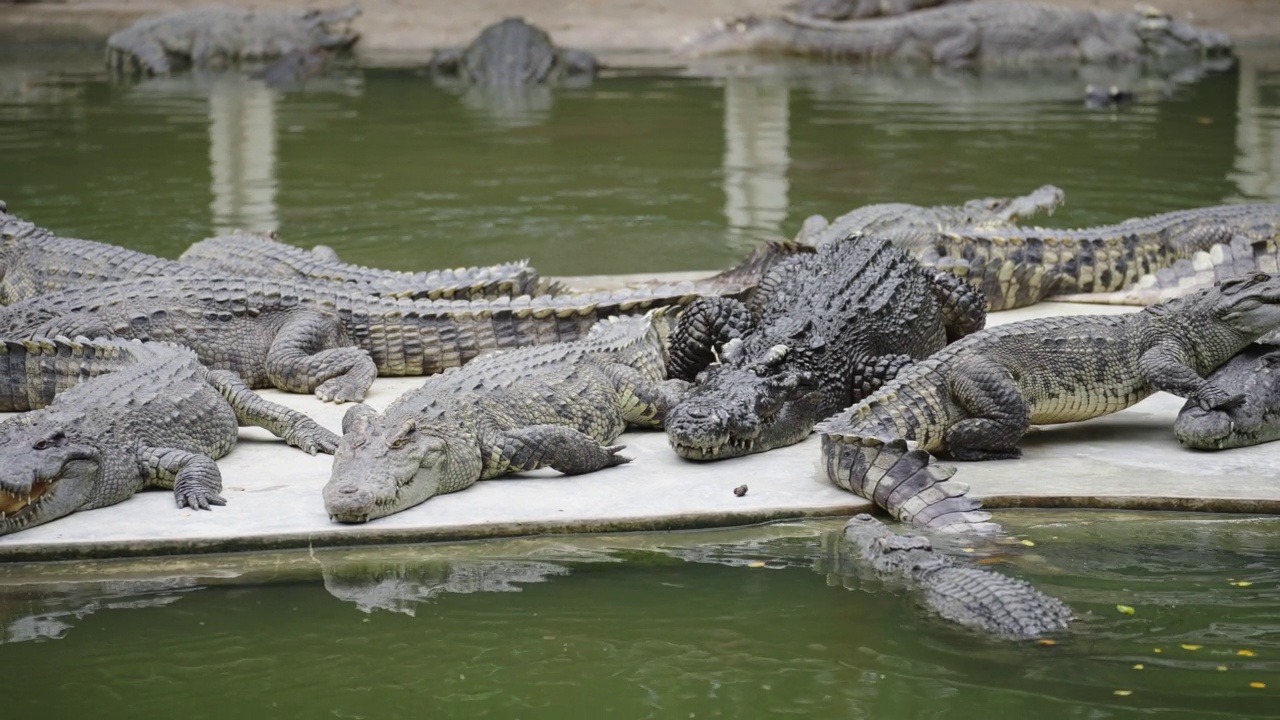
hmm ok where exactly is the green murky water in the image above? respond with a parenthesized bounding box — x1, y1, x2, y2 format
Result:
(1, 44, 1280, 718)
(1, 513, 1278, 718)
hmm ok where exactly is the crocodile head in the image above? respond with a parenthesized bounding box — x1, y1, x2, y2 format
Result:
(323, 404, 483, 523)
(0, 420, 101, 536)
(1209, 272, 1280, 335)
(665, 343, 821, 460)
(1131, 5, 1233, 60)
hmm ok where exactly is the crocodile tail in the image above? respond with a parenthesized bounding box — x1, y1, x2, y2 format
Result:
(0, 336, 136, 412)
(665, 296, 756, 381)
(819, 431, 999, 534)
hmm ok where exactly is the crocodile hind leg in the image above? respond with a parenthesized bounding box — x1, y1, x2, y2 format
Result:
(666, 296, 756, 381)
(141, 447, 226, 510)
(923, 268, 987, 342)
(943, 356, 1030, 461)
(203, 369, 340, 454)
(482, 425, 632, 478)
(266, 310, 378, 403)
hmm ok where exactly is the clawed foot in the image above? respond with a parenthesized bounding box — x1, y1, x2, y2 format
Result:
(315, 377, 367, 404)
(604, 444, 633, 468)
(174, 484, 226, 511)
(1196, 386, 1245, 411)
(286, 421, 340, 455)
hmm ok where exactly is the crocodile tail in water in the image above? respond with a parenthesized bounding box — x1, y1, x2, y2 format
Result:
(818, 431, 998, 534)
(921, 566, 1073, 638)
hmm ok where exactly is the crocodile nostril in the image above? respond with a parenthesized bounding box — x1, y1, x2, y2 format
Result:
(339, 485, 358, 495)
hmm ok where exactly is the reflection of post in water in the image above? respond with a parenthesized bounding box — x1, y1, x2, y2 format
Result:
(1231, 51, 1280, 200)
(723, 76, 791, 248)
(208, 76, 279, 235)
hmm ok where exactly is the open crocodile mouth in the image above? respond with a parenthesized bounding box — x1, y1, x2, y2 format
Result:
(0, 475, 57, 522)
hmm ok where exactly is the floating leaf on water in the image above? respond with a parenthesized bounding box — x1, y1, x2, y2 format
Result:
(747, 561, 766, 568)
(1020, 539, 1036, 547)
(1037, 639, 1056, 646)
(962, 548, 975, 553)
(977, 557, 1007, 565)
(1196, 116, 1214, 125)
(1153, 648, 1163, 654)
(1113, 689, 1133, 697)
(1217, 666, 1228, 672)
(1181, 644, 1203, 651)
(1238, 649, 1257, 657)
(1116, 604, 1136, 615)
(1250, 682, 1267, 689)
(1132, 664, 1144, 670)
(1231, 581, 1254, 587)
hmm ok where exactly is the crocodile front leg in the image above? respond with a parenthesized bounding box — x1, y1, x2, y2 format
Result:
(204, 369, 339, 454)
(943, 356, 1030, 460)
(1139, 341, 1243, 411)
(266, 310, 378, 403)
(924, 267, 987, 342)
(601, 362, 690, 428)
(140, 446, 226, 510)
(482, 425, 631, 478)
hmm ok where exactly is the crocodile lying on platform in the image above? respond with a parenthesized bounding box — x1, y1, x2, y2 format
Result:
(430, 17, 597, 85)
(0, 336, 337, 536)
(0, 275, 715, 403)
(786, 0, 970, 21)
(179, 230, 557, 300)
(106, 5, 361, 76)
(1174, 343, 1280, 450)
(677, 2, 1232, 67)
(0, 205, 551, 303)
(816, 272, 1280, 533)
(887, 202, 1280, 311)
(664, 234, 986, 461)
(832, 514, 1072, 638)
(323, 313, 684, 523)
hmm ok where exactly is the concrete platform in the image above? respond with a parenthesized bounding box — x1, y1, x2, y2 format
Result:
(1, 299, 1278, 561)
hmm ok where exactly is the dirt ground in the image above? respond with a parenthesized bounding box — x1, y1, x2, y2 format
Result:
(1, 0, 1277, 52)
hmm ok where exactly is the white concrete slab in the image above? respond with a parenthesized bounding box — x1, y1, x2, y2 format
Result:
(1, 296, 1276, 561)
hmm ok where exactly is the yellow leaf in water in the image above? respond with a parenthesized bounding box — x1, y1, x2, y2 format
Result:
(962, 548, 975, 553)
(1250, 682, 1267, 689)
(1116, 605, 1136, 615)
(747, 561, 766, 568)
(1020, 540, 1036, 547)
(1217, 666, 1228, 672)
(1237, 650, 1257, 657)
(1113, 689, 1133, 697)
(1196, 116, 1214, 125)
(1231, 581, 1254, 587)
(977, 557, 1007, 565)
(1153, 648, 1163, 654)
(1181, 644, 1203, 651)
(1037, 639, 1056, 646)
(1132, 664, 1144, 670)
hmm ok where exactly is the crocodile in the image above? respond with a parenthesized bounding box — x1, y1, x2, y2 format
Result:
(106, 5, 361, 76)
(323, 312, 684, 523)
(178, 230, 558, 300)
(832, 514, 1072, 639)
(1174, 343, 1280, 450)
(430, 17, 597, 86)
(816, 272, 1280, 533)
(0, 205, 551, 303)
(0, 275, 715, 403)
(887, 203, 1280, 311)
(676, 2, 1233, 67)
(664, 234, 986, 461)
(786, 0, 970, 21)
(0, 336, 338, 536)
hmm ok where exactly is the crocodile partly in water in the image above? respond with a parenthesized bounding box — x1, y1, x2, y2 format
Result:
(323, 312, 685, 523)
(830, 514, 1072, 638)
(0, 336, 337, 536)
(106, 5, 361, 76)
(430, 17, 597, 86)
(663, 233, 986, 461)
(816, 272, 1280, 533)
(676, 1, 1233, 68)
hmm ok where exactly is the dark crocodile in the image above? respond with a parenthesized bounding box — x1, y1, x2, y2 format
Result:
(889, 203, 1280, 311)
(1174, 342, 1280, 450)
(323, 313, 684, 523)
(0, 275, 714, 403)
(664, 234, 986, 461)
(0, 336, 337, 536)
(430, 17, 597, 85)
(832, 514, 1071, 638)
(677, 2, 1232, 67)
(178, 230, 557, 300)
(106, 5, 360, 76)
(816, 272, 1280, 533)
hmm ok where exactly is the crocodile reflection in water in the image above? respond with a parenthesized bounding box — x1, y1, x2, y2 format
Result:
(320, 558, 571, 615)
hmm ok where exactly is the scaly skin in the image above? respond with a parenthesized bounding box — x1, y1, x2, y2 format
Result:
(677, 1, 1233, 66)
(105, 5, 360, 76)
(785, 0, 969, 21)
(323, 313, 686, 523)
(179, 230, 560, 300)
(0, 337, 337, 536)
(664, 235, 986, 461)
(430, 17, 597, 86)
(832, 514, 1072, 639)
(816, 273, 1280, 534)
(0, 276, 714, 403)
(1175, 343, 1280, 450)
(900, 203, 1280, 311)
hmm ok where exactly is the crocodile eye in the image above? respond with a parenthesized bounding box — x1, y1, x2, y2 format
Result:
(33, 440, 48, 450)
(390, 438, 408, 449)
(1256, 273, 1270, 283)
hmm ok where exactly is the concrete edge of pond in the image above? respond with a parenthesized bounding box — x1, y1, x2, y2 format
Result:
(0, 294, 1278, 563)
